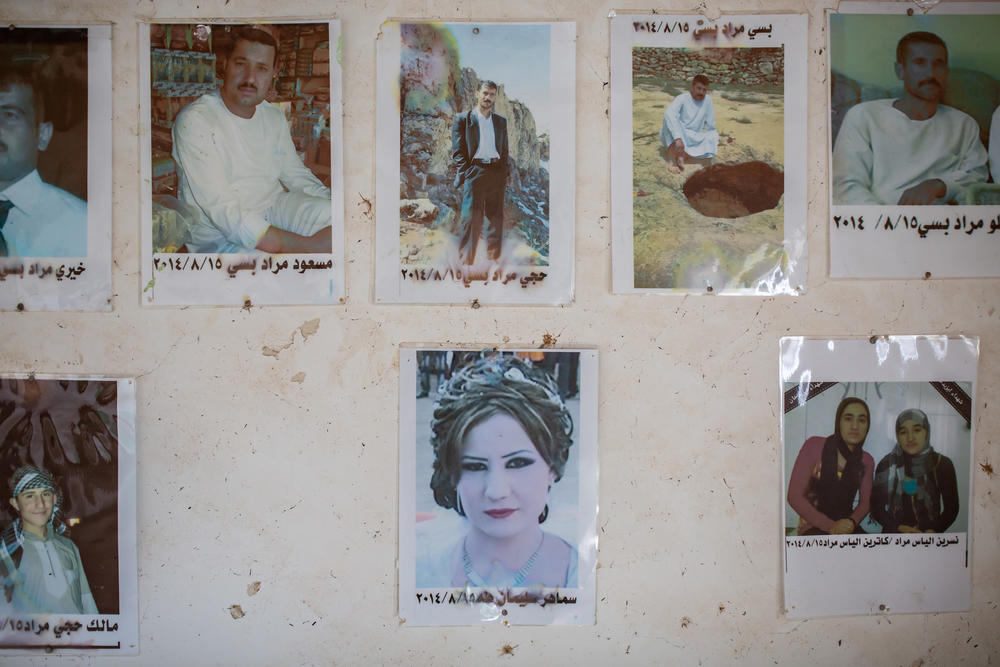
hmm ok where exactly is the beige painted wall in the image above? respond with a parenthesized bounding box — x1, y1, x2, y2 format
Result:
(1, 0, 998, 664)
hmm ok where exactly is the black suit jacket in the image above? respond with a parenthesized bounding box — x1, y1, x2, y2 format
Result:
(452, 109, 509, 188)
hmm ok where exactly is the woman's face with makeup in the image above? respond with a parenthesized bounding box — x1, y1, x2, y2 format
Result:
(456, 413, 555, 540)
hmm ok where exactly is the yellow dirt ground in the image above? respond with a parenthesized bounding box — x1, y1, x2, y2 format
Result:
(632, 84, 787, 290)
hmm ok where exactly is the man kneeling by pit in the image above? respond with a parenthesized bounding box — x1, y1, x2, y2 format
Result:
(659, 74, 719, 173)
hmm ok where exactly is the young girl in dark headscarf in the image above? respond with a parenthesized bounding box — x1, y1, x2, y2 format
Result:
(871, 408, 959, 533)
(787, 397, 875, 535)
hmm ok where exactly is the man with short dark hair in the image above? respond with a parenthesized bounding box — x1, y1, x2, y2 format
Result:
(833, 31, 988, 205)
(0, 466, 98, 614)
(659, 74, 719, 173)
(451, 80, 509, 266)
(172, 28, 332, 253)
(0, 64, 86, 257)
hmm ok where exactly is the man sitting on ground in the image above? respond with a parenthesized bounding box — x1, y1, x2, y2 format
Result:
(172, 28, 332, 253)
(659, 74, 719, 173)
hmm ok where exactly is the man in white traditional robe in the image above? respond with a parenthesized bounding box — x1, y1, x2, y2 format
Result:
(659, 74, 719, 173)
(988, 105, 1000, 183)
(832, 31, 988, 205)
(172, 28, 332, 253)
(1, 466, 98, 614)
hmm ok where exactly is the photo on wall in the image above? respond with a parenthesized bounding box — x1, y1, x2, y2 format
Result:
(0, 25, 112, 311)
(610, 14, 807, 294)
(375, 22, 576, 304)
(780, 337, 977, 617)
(0, 376, 137, 653)
(139, 21, 345, 306)
(828, 2, 1000, 278)
(398, 348, 598, 625)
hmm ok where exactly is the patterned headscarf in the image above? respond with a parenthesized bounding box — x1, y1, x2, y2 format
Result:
(875, 409, 943, 528)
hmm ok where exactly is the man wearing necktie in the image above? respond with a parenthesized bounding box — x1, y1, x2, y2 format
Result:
(0, 64, 86, 258)
(451, 80, 509, 266)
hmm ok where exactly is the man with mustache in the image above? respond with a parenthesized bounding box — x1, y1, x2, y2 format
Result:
(172, 28, 332, 253)
(659, 74, 718, 174)
(833, 31, 987, 205)
(0, 64, 86, 257)
(451, 80, 509, 266)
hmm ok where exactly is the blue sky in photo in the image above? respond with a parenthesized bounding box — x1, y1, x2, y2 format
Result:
(449, 23, 552, 133)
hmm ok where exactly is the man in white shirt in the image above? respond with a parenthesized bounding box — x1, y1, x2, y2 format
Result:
(988, 105, 1000, 184)
(832, 31, 988, 205)
(0, 64, 86, 258)
(660, 74, 719, 173)
(451, 80, 509, 265)
(172, 28, 332, 253)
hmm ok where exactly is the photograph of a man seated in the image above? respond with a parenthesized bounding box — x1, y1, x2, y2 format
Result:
(171, 27, 332, 253)
(659, 74, 719, 173)
(0, 466, 98, 614)
(832, 31, 988, 205)
(0, 63, 86, 258)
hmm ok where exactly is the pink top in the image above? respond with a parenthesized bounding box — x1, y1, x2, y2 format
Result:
(787, 436, 874, 534)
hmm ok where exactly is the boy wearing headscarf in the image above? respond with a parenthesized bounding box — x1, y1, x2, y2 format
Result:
(0, 465, 98, 614)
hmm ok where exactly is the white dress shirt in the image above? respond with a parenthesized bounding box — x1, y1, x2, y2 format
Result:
(472, 107, 500, 161)
(0, 169, 87, 258)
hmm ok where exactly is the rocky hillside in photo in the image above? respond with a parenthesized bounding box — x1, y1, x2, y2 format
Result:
(399, 23, 549, 261)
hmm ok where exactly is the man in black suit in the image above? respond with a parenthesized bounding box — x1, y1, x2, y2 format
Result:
(451, 80, 509, 265)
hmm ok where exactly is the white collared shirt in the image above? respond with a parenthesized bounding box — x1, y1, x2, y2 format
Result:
(472, 107, 500, 161)
(0, 169, 87, 258)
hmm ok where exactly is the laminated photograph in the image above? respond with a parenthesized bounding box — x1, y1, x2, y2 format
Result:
(610, 13, 807, 294)
(780, 337, 978, 617)
(828, 2, 1000, 278)
(0, 26, 112, 311)
(375, 22, 576, 304)
(0, 376, 137, 653)
(399, 348, 597, 625)
(139, 21, 345, 306)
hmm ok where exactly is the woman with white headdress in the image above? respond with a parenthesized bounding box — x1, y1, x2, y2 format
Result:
(417, 354, 577, 588)
(871, 409, 959, 533)
(0, 465, 98, 613)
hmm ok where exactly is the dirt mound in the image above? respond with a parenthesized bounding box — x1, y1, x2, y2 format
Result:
(682, 161, 783, 218)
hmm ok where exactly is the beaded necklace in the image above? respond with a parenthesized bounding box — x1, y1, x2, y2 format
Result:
(462, 534, 544, 587)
